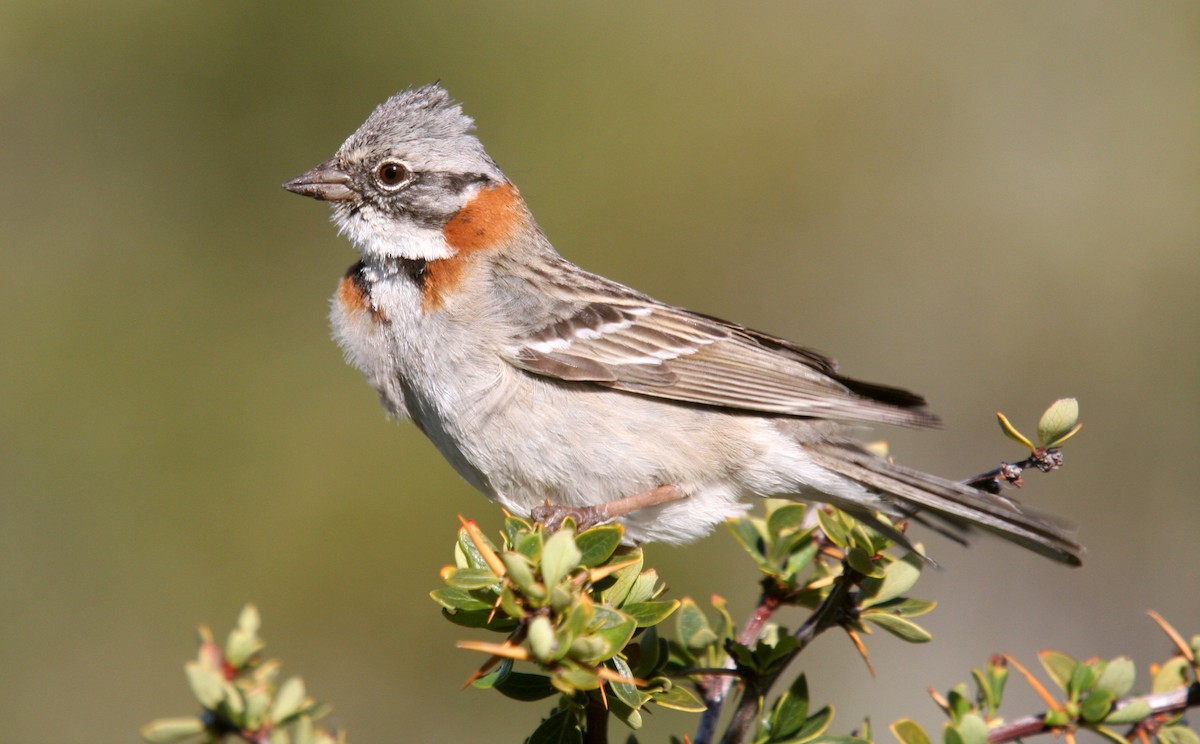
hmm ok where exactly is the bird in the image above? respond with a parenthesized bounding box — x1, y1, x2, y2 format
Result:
(284, 84, 1081, 565)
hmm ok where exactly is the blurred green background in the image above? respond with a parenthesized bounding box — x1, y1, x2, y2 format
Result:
(2, 2, 1198, 742)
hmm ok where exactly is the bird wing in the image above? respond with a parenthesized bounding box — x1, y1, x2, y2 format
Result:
(499, 265, 938, 428)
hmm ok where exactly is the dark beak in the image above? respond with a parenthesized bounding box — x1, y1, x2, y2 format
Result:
(283, 159, 355, 202)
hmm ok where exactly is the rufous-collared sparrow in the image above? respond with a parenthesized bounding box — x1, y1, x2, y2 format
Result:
(284, 84, 1081, 565)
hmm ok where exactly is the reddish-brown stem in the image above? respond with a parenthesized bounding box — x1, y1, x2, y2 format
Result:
(694, 584, 784, 744)
(985, 683, 1200, 743)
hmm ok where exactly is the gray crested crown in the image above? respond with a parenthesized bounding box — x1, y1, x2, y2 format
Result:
(338, 84, 502, 181)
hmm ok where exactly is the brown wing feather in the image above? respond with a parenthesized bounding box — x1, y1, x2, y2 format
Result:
(504, 276, 938, 427)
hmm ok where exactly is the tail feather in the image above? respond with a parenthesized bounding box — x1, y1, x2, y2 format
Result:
(805, 441, 1083, 566)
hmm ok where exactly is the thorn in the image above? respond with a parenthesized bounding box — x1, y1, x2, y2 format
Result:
(596, 665, 644, 687)
(587, 556, 642, 582)
(928, 687, 950, 716)
(460, 519, 507, 578)
(1004, 654, 1063, 712)
(846, 628, 876, 678)
(461, 654, 504, 689)
(1147, 611, 1194, 662)
(456, 640, 529, 660)
(819, 546, 846, 561)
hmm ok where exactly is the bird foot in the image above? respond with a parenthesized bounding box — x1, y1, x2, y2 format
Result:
(532, 485, 685, 532)
(531, 503, 611, 533)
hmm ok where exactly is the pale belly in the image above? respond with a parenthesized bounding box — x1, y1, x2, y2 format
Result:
(328, 268, 840, 544)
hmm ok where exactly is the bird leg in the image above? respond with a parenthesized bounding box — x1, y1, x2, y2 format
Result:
(532, 485, 685, 532)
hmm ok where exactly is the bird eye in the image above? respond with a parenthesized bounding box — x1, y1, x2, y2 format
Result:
(375, 161, 412, 190)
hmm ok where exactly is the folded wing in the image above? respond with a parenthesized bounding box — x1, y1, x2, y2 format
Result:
(502, 278, 937, 428)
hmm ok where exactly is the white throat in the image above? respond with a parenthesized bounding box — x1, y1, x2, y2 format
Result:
(334, 208, 454, 261)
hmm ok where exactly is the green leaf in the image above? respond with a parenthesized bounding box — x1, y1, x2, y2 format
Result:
(624, 570, 662, 606)
(1037, 650, 1077, 691)
(502, 551, 544, 599)
(499, 585, 525, 619)
(634, 626, 664, 678)
(236, 604, 261, 636)
(622, 600, 680, 628)
(652, 683, 707, 712)
(1092, 726, 1131, 744)
(783, 538, 820, 579)
(815, 509, 851, 548)
(1067, 661, 1098, 700)
(270, 677, 307, 724)
(503, 515, 531, 547)
(548, 585, 574, 616)
(529, 615, 558, 663)
(608, 693, 644, 730)
(1102, 698, 1152, 725)
(517, 531, 544, 561)
(889, 719, 931, 744)
(952, 714, 988, 744)
(768, 673, 810, 740)
(292, 715, 315, 744)
(767, 504, 811, 538)
(140, 717, 206, 743)
(996, 411, 1035, 451)
(542, 529, 582, 587)
(225, 607, 263, 668)
(727, 517, 769, 565)
(601, 552, 644, 607)
(1159, 727, 1200, 744)
(985, 657, 1009, 712)
(971, 668, 997, 716)
(861, 553, 924, 607)
(243, 685, 270, 730)
(471, 657, 512, 689)
(528, 706, 583, 744)
(184, 660, 225, 709)
(457, 526, 495, 570)
(676, 598, 718, 650)
(440, 607, 520, 631)
(575, 524, 624, 566)
(569, 634, 611, 664)
(589, 607, 637, 660)
(1152, 656, 1190, 693)
(1093, 656, 1135, 699)
(862, 612, 932, 643)
(430, 587, 494, 613)
(846, 547, 883, 578)
(553, 663, 602, 693)
(1038, 398, 1080, 447)
(787, 704, 833, 742)
(445, 566, 501, 590)
(945, 684, 972, 722)
(1080, 689, 1115, 723)
(867, 597, 936, 618)
(493, 671, 557, 702)
(563, 598, 594, 637)
(711, 594, 736, 642)
(453, 541, 470, 570)
(849, 523, 882, 557)
(609, 655, 646, 710)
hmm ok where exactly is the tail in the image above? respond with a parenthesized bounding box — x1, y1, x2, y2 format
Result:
(805, 441, 1083, 566)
